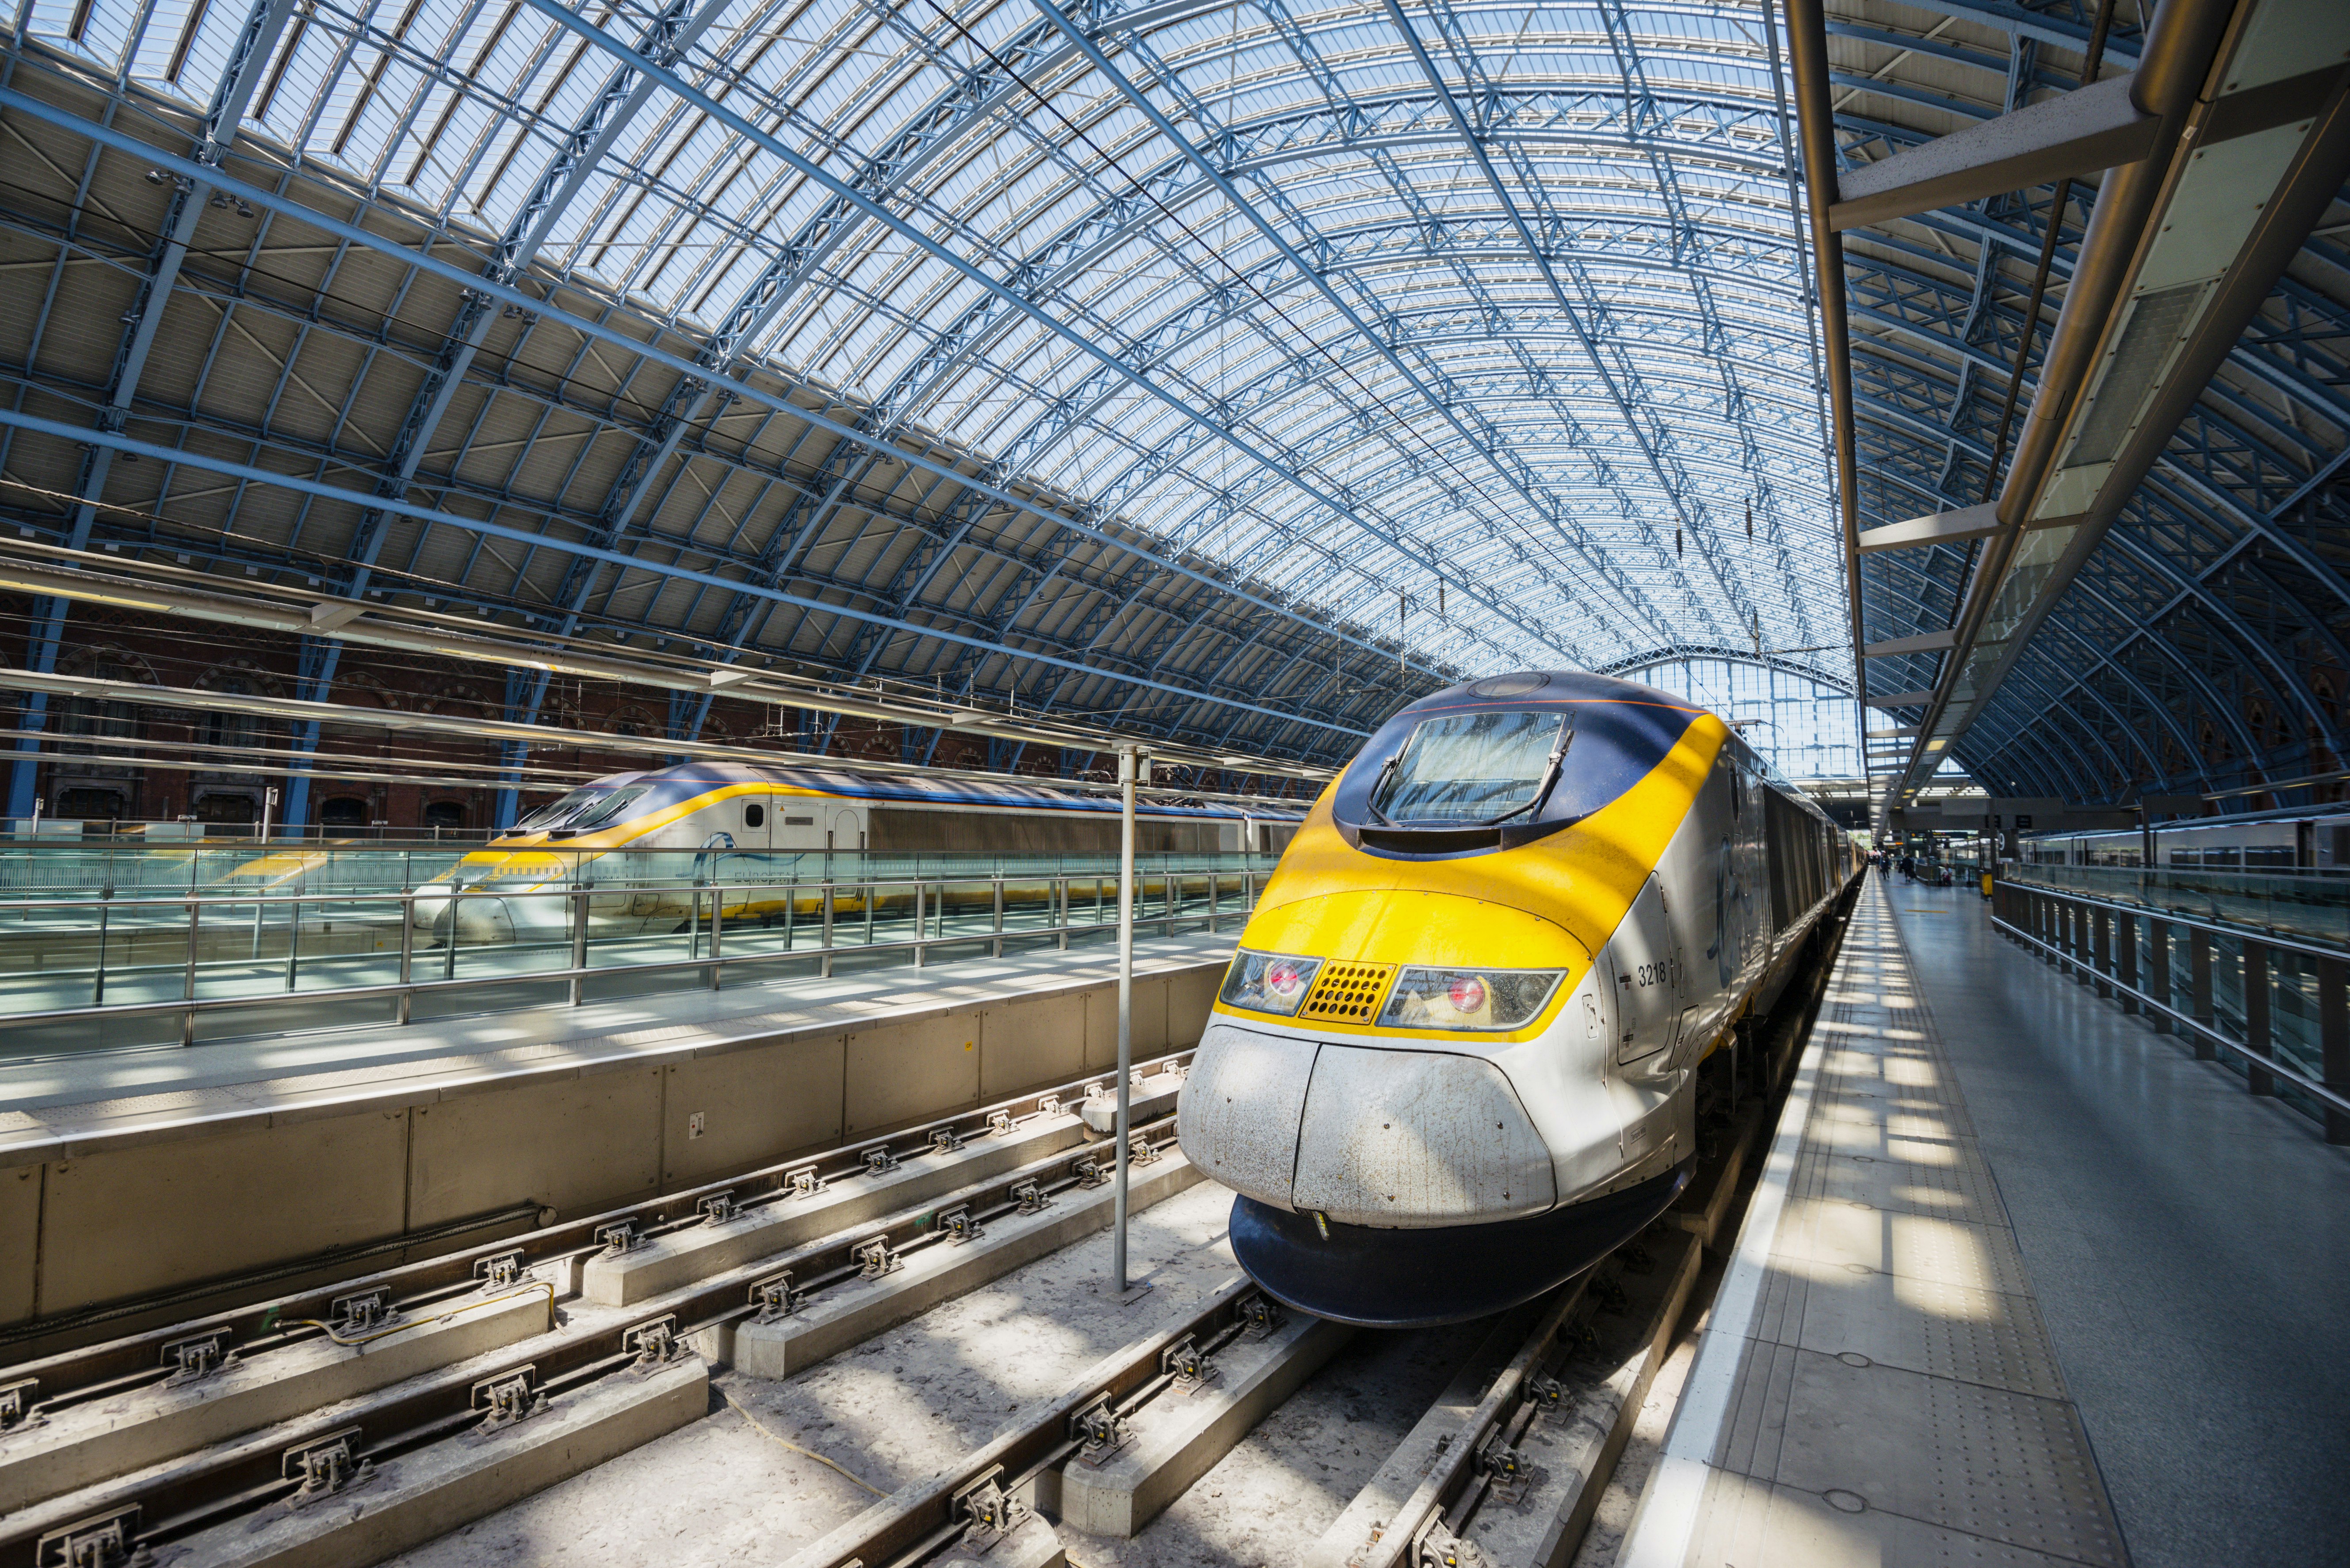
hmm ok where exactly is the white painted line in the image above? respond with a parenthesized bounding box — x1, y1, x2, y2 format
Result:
(1615, 890, 1884, 1568)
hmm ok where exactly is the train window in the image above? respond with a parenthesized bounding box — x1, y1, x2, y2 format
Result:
(744, 802, 765, 829)
(1372, 710, 1569, 824)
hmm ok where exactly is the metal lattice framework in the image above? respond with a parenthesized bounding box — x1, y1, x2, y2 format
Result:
(0, 0, 2340, 824)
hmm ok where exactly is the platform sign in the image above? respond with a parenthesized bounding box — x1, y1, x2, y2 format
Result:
(2015, 814, 2033, 829)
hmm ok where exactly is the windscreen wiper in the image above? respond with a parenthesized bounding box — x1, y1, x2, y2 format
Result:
(1476, 723, 1574, 827)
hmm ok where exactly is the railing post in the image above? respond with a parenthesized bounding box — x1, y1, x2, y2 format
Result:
(444, 893, 460, 982)
(2190, 929, 2216, 1060)
(710, 884, 724, 991)
(992, 877, 1005, 958)
(1057, 877, 1070, 952)
(821, 883, 836, 978)
(569, 886, 587, 1007)
(2147, 916, 2171, 1034)
(92, 889, 110, 1007)
(2243, 940, 2274, 1097)
(2320, 954, 2349, 1145)
(397, 890, 414, 1025)
(2117, 910, 2139, 1015)
(914, 881, 927, 969)
(283, 898, 301, 993)
(182, 895, 199, 1048)
(2092, 906, 2112, 999)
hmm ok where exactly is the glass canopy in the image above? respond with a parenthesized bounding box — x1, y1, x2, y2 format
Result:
(24, 0, 1849, 691)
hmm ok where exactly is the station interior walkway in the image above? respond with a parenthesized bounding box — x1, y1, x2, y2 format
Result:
(1893, 876, 2350, 1567)
(1627, 874, 2350, 1568)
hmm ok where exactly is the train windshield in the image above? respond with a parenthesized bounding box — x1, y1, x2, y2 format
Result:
(1372, 710, 1570, 824)
(568, 785, 651, 832)
(514, 787, 604, 832)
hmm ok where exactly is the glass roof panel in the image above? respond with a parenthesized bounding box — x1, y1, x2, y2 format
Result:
(135, 0, 1850, 685)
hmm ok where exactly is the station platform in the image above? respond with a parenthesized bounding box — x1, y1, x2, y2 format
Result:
(0, 933, 1229, 1338)
(1621, 875, 2350, 1567)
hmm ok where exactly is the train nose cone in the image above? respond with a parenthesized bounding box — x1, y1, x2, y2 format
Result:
(1184, 1020, 1669, 1325)
(1177, 1022, 1556, 1225)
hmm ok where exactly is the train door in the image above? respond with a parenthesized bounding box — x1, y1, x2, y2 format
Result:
(734, 792, 772, 852)
(1610, 874, 1682, 1068)
(828, 806, 865, 854)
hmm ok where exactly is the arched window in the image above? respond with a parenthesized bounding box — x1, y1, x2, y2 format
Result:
(56, 660, 139, 756)
(200, 677, 262, 752)
(320, 797, 369, 827)
(424, 801, 466, 831)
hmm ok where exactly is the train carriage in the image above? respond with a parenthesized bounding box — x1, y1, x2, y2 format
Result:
(1177, 671, 1861, 1327)
(410, 761, 1304, 946)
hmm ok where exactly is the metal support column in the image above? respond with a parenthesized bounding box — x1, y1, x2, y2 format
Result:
(1114, 745, 1148, 1297)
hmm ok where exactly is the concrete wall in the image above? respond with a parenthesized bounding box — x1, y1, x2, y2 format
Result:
(0, 962, 1225, 1328)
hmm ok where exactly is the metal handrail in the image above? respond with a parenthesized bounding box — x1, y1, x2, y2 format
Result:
(1998, 873, 2350, 966)
(1991, 908, 2350, 1119)
(0, 868, 1222, 916)
(0, 867, 1261, 1047)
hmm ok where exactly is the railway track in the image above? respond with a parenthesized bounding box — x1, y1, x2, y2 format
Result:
(1, 887, 1856, 1568)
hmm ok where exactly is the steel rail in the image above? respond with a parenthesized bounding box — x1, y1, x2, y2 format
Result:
(1991, 909, 2350, 1118)
(0, 1118, 1188, 1568)
(781, 1273, 1276, 1568)
(0, 1053, 1191, 1375)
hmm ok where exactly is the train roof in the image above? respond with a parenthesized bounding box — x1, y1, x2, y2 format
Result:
(596, 761, 1311, 820)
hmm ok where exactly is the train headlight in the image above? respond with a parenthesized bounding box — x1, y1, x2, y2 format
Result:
(1379, 967, 1564, 1031)
(1220, 949, 1325, 1016)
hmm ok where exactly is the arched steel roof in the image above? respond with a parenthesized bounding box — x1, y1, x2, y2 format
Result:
(0, 0, 2342, 814)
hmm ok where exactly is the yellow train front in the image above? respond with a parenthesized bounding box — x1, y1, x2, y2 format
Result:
(1177, 671, 1855, 1326)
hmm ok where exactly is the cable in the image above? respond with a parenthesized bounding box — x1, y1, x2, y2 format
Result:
(279, 1278, 556, 1347)
(729, 1400, 890, 1496)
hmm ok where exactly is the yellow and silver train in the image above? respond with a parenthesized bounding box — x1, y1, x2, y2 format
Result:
(1177, 670, 1859, 1325)
(413, 760, 1304, 945)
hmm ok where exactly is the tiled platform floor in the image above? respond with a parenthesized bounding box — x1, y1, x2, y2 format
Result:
(1622, 878, 2126, 1567)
